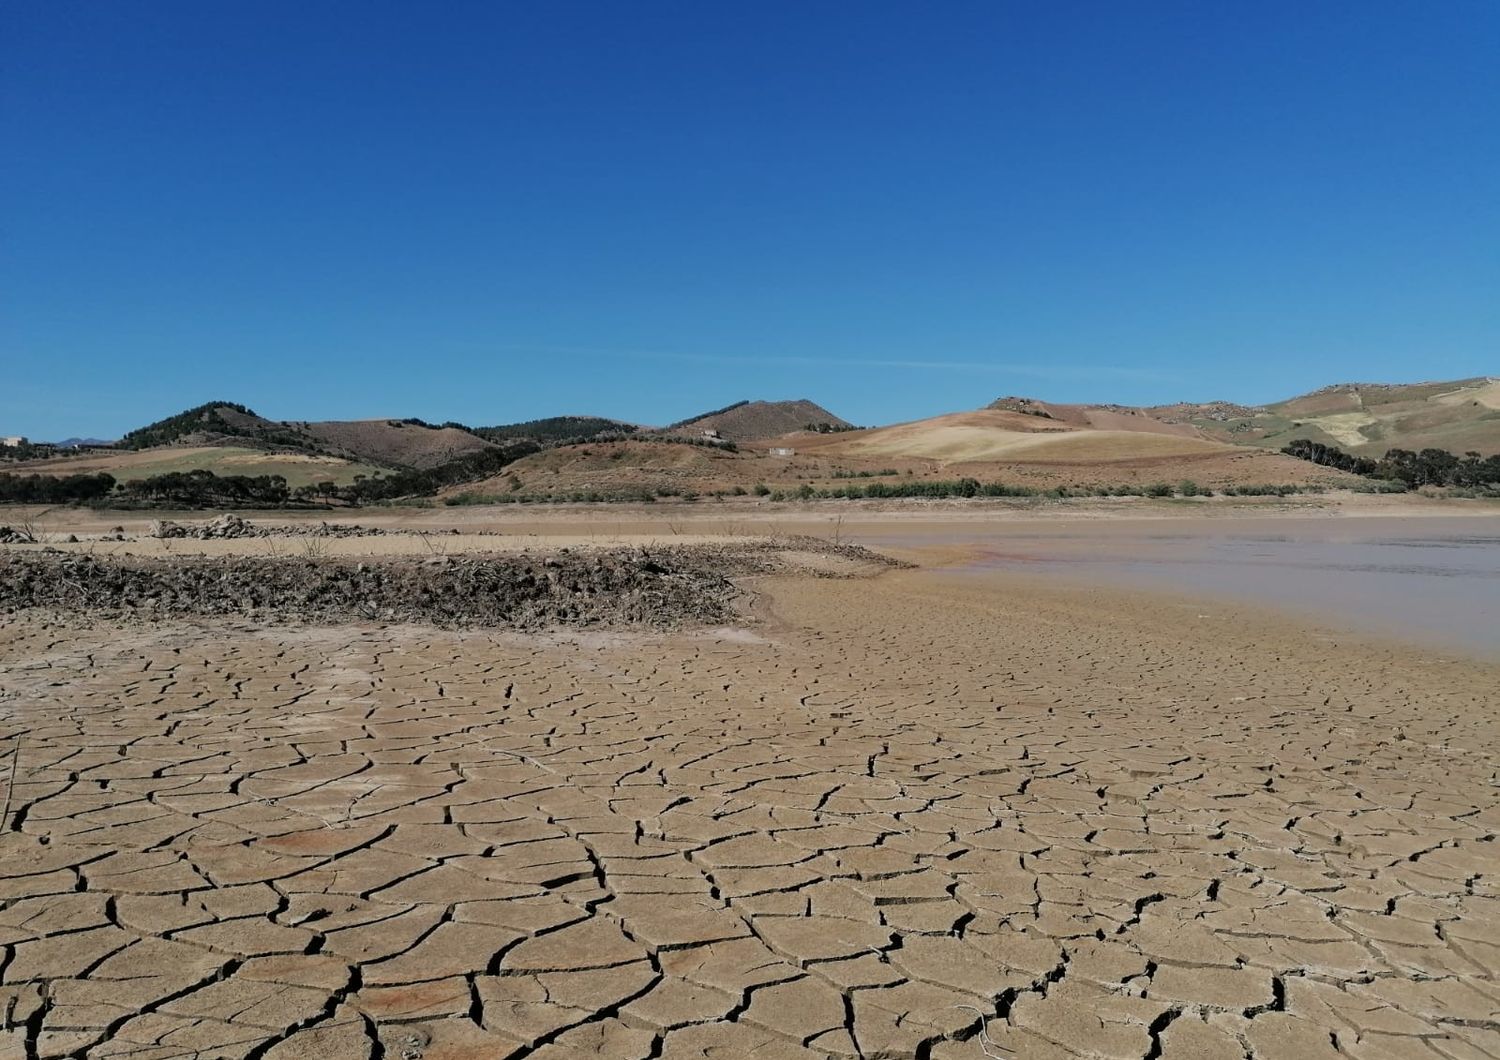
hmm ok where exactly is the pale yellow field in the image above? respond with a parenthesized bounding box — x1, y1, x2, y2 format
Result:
(1433, 377, 1500, 410)
(1290, 410, 1380, 448)
(6, 446, 382, 487)
(825, 410, 1230, 463)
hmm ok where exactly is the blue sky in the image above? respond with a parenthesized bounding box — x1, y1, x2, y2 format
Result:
(4, 1, 1497, 439)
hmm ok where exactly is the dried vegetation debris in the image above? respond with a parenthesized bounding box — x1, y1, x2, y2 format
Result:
(148, 514, 395, 539)
(0, 538, 894, 629)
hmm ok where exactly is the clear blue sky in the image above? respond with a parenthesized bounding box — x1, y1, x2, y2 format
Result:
(4, 1, 1497, 439)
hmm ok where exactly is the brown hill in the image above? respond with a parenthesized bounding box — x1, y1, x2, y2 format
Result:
(112, 402, 498, 471)
(819, 410, 1212, 463)
(667, 399, 851, 442)
(210, 406, 495, 469)
(986, 397, 1203, 437)
(292, 419, 494, 469)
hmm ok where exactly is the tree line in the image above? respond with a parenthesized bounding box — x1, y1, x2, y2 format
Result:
(805, 422, 862, 433)
(0, 472, 118, 503)
(472, 416, 635, 444)
(1281, 439, 1500, 489)
(0, 438, 544, 509)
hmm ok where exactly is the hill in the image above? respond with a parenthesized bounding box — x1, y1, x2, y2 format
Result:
(289, 419, 493, 469)
(794, 408, 1344, 487)
(118, 402, 282, 450)
(1191, 378, 1500, 455)
(825, 409, 1207, 462)
(114, 402, 497, 470)
(986, 397, 1201, 438)
(10, 379, 1490, 503)
(988, 378, 1500, 458)
(451, 405, 1357, 501)
(666, 399, 852, 442)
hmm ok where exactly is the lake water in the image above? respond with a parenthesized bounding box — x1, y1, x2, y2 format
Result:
(855, 515, 1500, 659)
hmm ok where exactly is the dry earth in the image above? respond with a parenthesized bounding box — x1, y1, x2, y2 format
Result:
(0, 526, 1497, 1059)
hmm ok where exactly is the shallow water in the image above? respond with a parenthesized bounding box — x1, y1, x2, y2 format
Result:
(856, 515, 1500, 658)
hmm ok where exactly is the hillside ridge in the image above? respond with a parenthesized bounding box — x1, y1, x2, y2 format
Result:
(665, 398, 852, 442)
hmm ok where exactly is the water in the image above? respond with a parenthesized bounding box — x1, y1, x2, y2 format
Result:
(856, 515, 1500, 658)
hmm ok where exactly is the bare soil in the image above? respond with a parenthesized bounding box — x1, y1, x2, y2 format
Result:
(0, 541, 1495, 1058)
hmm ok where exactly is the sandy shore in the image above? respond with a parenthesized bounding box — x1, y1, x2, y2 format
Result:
(1, 515, 1497, 1058)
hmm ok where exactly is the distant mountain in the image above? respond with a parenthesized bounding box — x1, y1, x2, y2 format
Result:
(666, 399, 852, 442)
(17, 379, 1495, 500)
(50, 437, 114, 449)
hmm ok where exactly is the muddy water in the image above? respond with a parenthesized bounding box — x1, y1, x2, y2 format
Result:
(854, 515, 1500, 658)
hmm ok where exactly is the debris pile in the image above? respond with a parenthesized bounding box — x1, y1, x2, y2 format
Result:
(149, 515, 391, 540)
(0, 547, 751, 629)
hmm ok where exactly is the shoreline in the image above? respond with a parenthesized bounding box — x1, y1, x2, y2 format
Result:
(5, 498, 1498, 659)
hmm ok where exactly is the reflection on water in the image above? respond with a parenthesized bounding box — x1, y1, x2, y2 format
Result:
(858, 517, 1500, 658)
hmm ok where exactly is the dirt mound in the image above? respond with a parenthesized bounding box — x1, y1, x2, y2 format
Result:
(0, 549, 733, 629)
(0, 541, 895, 629)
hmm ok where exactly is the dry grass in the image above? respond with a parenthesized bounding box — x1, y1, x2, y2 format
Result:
(825, 411, 1224, 463)
(5, 446, 380, 487)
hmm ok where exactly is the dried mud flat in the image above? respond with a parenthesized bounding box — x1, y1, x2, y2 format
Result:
(0, 549, 1497, 1059)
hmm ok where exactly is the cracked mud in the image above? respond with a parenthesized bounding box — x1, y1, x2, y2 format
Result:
(0, 556, 1496, 1059)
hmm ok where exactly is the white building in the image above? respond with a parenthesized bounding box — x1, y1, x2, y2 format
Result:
(768, 447, 795, 457)
(1, 436, 27, 448)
